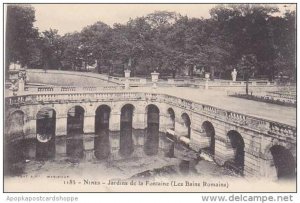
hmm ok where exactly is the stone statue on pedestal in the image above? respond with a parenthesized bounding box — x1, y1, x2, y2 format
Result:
(231, 69, 237, 82)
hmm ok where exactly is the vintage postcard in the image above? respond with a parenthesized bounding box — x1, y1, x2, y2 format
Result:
(3, 3, 296, 193)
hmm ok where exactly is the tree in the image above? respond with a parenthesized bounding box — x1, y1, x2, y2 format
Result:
(238, 54, 257, 95)
(40, 29, 65, 70)
(209, 4, 280, 79)
(5, 4, 38, 76)
(60, 32, 82, 70)
(80, 21, 112, 72)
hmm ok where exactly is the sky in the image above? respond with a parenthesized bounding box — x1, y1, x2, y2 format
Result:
(32, 4, 295, 35)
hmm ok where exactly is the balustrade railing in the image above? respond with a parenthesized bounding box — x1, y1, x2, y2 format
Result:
(5, 91, 296, 140)
(24, 85, 124, 93)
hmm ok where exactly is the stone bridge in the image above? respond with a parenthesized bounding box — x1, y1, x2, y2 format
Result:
(5, 88, 296, 180)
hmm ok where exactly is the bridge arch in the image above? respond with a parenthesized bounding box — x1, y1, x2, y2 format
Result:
(120, 104, 135, 156)
(94, 105, 111, 159)
(144, 104, 160, 155)
(226, 130, 245, 174)
(95, 105, 111, 133)
(67, 106, 85, 134)
(268, 145, 296, 180)
(181, 113, 191, 138)
(145, 104, 160, 123)
(167, 108, 175, 130)
(201, 121, 215, 155)
(36, 107, 56, 142)
(36, 107, 56, 159)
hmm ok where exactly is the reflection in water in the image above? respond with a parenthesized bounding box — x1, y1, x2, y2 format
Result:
(66, 106, 85, 160)
(5, 128, 271, 182)
(144, 105, 160, 156)
(66, 131, 84, 159)
(120, 122, 134, 156)
(179, 160, 190, 174)
(270, 145, 296, 180)
(5, 141, 26, 176)
(67, 106, 84, 134)
(36, 109, 56, 160)
(144, 123, 159, 155)
(94, 123, 110, 159)
(36, 139, 55, 160)
(179, 159, 200, 175)
(120, 104, 134, 157)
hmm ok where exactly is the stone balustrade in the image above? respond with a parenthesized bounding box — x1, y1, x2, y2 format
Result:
(5, 91, 296, 140)
(24, 85, 124, 93)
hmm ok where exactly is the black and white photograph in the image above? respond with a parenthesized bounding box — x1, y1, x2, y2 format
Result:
(3, 3, 296, 193)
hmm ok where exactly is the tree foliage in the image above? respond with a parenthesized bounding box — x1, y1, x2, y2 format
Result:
(5, 5, 38, 75)
(5, 5, 296, 81)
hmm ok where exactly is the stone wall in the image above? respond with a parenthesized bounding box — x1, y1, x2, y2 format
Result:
(5, 92, 296, 179)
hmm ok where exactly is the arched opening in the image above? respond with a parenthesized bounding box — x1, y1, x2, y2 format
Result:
(226, 130, 245, 174)
(181, 113, 191, 138)
(66, 106, 85, 159)
(144, 104, 160, 155)
(270, 145, 296, 180)
(36, 108, 56, 160)
(120, 104, 134, 156)
(167, 108, 175, 130)
(67, 106, 85, 134)
(201, 121, 215, 155)
(94, 105, 111, 159)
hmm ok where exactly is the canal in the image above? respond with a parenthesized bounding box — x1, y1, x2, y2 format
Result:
(5, 129, 240, 181)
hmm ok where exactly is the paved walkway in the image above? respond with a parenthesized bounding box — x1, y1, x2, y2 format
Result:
(131, 87, 296, 126)
(20, 69, 297, 126)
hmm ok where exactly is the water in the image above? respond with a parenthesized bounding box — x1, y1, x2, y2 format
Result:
(4, 127, 240, 181)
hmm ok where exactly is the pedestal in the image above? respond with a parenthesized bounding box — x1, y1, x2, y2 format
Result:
(124, 69, 131, 90)
(151, 71, 159, 89)
(205, 79, 209, 90)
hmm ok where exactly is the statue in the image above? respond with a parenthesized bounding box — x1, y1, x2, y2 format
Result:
(231, 69, 237, 82)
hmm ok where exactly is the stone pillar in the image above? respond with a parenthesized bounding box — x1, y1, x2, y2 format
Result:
(174, 121, 188, 138)
(83, 114, 95, 134)
(190, 129, 210, 152)
(124, 69, 131, 90)
(151, 71, 159, 89)
(259, 156, 278, 181)
(214, 138, 235, 166)
(109, 112, 120, 131)
(24, 118, 36, 139)
(55, 116, 67, 136)
(132, 110, 146, 129)
(158, 114, 168, 133)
